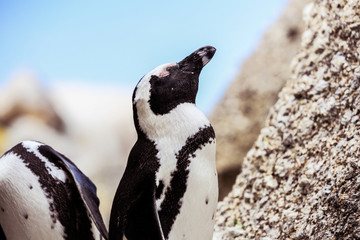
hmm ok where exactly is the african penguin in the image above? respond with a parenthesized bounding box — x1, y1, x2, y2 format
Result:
(0, 140, 108, 240)
(109, 46, 218, 240)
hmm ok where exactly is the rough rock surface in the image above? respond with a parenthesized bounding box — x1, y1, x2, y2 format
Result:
(211, 0, 309, 199)
(214, 0, 360, 239)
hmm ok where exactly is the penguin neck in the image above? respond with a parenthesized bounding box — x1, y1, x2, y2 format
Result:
(134, 101, 210, 142)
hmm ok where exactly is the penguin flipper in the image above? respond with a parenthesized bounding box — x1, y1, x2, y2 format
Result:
(109, 136, 164, 240)
(118, 175, 164, 240)
(37, 144, 109, 240)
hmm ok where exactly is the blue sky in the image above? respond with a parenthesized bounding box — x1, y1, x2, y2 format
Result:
(0, 1, 289, 114)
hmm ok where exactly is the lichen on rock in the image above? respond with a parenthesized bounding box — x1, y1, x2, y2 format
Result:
(214, 0, 360, 239)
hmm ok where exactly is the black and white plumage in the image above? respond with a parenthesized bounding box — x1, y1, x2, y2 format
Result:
(0, 140, 108, 240)
(109, 46, 218, 240)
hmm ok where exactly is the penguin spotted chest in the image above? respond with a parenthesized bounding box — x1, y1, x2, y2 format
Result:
(109, 46, 218, 240)
(0, 141, 108, 240)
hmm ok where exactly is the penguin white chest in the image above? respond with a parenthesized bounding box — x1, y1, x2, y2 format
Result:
(167, 140, 218, 240)
(0, 152, 66, 240)
(144, 105, 218, 239)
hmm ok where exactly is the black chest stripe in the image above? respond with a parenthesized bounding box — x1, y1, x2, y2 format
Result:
(9, 143, 94, 240)
(155, 180, 165, 200)
(158, 125, 215, 238)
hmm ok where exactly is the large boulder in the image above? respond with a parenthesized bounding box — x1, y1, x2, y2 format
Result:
(215, 0, 360, 239)
(212, 0, 309, 199)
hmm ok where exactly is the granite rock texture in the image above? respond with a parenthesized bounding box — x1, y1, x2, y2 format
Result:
(211, 0, 309, 199)
(214, 0, 360, 239)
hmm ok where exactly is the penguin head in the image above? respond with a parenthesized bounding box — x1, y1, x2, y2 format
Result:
(133, 46, 216, 116)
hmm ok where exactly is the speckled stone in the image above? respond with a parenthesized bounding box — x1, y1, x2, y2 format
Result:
(211, 0, 310, 199)
(214, 0, 360, 239)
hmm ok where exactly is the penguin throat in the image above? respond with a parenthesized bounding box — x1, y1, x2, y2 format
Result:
(134, 101, 209, 141)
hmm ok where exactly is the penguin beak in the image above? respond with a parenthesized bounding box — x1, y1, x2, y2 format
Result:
(178, 46, 216, 73)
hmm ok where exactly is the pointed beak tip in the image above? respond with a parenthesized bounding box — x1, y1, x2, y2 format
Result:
(178, 46, 216, 72)
(203, 45, 216, 55)
(199, 46, 216, 66)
